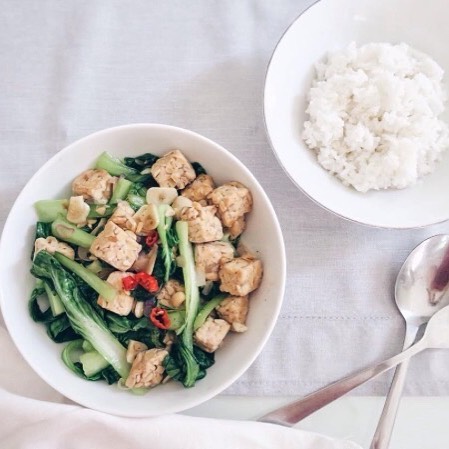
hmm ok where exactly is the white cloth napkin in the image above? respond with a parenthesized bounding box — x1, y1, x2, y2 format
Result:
(0, 327, 359, 449)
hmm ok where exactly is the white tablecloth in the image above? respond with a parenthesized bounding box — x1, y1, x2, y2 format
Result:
(1, 0, 448, 403)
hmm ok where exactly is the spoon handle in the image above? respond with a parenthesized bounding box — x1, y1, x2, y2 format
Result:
(258, 338, 427, 426)
(370, 325, 419, 449)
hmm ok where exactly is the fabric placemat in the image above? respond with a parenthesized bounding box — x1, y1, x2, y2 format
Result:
(1, 0, 449, 398)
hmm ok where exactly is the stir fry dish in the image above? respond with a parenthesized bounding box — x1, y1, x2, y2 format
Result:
(29, 150, 263, 391)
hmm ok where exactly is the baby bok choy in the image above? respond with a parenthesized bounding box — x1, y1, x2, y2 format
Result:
(31, 251, 130, 379)
(157, 204, 177, 282)
(163, 220, 200, 387)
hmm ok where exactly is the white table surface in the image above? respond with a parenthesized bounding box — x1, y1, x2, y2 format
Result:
(2, 0, 449, 447)
(185, 395, 449, 449)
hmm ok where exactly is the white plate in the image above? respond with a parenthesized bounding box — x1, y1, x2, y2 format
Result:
(0, 124, 286, 417)
(264, 0, 449, 228)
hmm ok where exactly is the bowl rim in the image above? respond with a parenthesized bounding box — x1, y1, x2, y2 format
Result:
(0, 123, 286, 416)
(262, 0, 449, 230)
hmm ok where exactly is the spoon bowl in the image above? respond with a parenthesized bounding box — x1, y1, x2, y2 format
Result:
(371, 234, 449, 449)
(395, 234, 449, 325)
(259, 234, 449, 430)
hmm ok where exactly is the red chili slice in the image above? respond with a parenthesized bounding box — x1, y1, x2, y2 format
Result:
(145, 230, 159, 247)
(135, 272, 159, 293)
(150, 307, 171, 330)
(122, 275, 138, 291)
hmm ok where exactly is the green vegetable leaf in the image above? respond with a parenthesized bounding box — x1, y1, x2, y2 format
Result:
(131, 285, 156, 302)
(28, 283, 51, 322)
(32, 251, 130, 378)
(35, 222, 52, 239)
(157, 204, 176, 282)
(191, 162, 207, 176)
(61, 340, 119, 384)
(105, 314, 150, 334)
(126, 182, 148, 211)
(124, 153, 159, 171)
(29, 282, 78, 342)
(47, 315, 80, 343)
(96, 151, 154, 184)
(163, 343, 214, 386)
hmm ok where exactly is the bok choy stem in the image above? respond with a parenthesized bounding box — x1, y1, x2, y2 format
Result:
(54, 253, 118, 302)
(175, 220, 200, 387)
(32, 251, 130, 378)
(35, 200, 69, 223)
(51, 217, 95, 249)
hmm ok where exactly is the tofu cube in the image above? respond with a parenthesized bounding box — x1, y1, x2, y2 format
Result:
(208, 181, 252, 229)
(125, 348, 168, 388)
(194, 241, 234, 281)
(194, 317, 231, 353)
(179, 202, 223, 243)
(151, 149, 196, 189)
(97, 271, 135, 316)
(216, 295, 249, 332)
(218, 256, 263, 296)
(90, 221, 141, 271)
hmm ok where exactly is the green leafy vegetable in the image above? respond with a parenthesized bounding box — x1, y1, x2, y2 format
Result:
(87, 204, 116, 218)
(79, 350, 110, 377)
(86, 259, 103, 274)
(110, 178, 133, 204)
(191, 162, 207, 176)
(163, 344, 214, 384)
(54, 253, 118, 302)
(124, 153, 159, 171)
(131, 285, 156, 302)
(105, 314, 150, 334)
(193, 294, 226, 331)
(28, 282, 51, 322)
(105, 313, 165, 349)
(95, 151, 152, 183)
(47, 315, 80, 342)
(126, 182, 147, 211)
(100, 365, 122, 385)
(32, 251, 130, 378)
(61, 340, 120, 384)
(35, 199, 115, 222)
(51, 217, 95, 249)
(171, 220, 201, 387)
(167, 309, 186, 331)
(44, 280, 65, 317)
(34, 200, 68, 223)
(157, 204, 177, 282)
(193, 345, 215, 380)
(29, 281, 78, 342)
(35, 222, 52, 240)
(201, 281, 222, 300)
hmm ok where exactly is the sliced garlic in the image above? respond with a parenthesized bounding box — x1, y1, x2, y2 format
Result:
(146, 187, 178, 206)
(172, 195, 193, 210)
(133, 204, 159, 235)
(165, 205, 175, 217)
(66, 196, 90, 225)
(172, 196, 193, 219)
(133, 301, 145, 319)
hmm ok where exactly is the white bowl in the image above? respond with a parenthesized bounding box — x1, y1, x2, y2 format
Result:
(0, 124, 286, 417)
(264, 0, 449, 229)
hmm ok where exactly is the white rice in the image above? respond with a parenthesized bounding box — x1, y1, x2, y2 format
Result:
(302, 42, 449, 192)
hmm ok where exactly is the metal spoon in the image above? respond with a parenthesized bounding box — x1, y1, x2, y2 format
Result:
(259, 234, 449, 428)
(371, 234, 449, 449)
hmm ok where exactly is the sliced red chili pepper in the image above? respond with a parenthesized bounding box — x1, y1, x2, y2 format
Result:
(145, 230, 159, 247)
(150, 307, 171, 330)
(122, 275, 138, 291)
(135, 272, 159, 293)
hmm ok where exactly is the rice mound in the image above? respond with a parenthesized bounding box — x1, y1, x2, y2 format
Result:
(302, 42, 449, 193)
